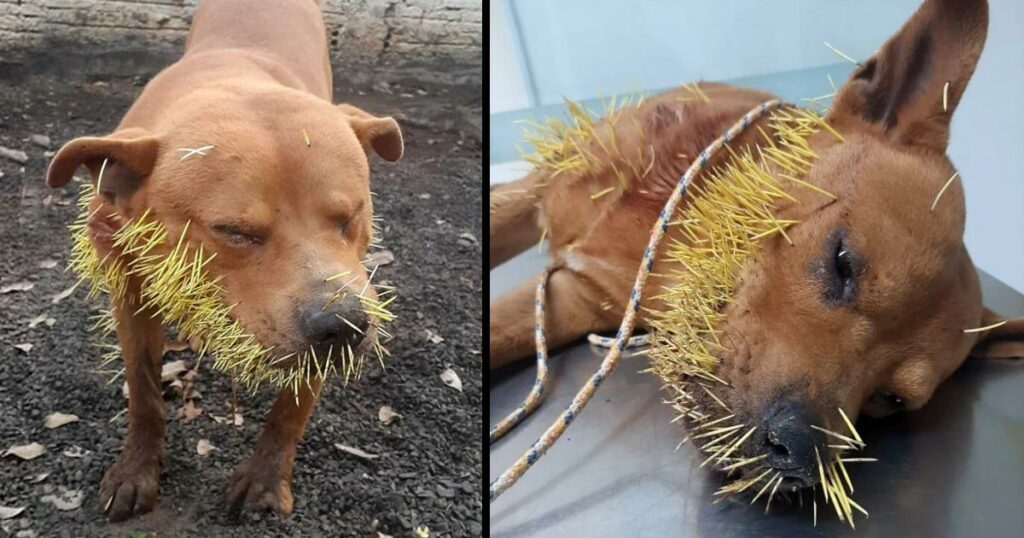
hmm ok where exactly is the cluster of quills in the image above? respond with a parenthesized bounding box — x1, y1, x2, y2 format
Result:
(69, 182, 395, 396)
(522, 94, 875, 528)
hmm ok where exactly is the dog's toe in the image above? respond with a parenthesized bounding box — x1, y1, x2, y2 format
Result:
(99, 455, 160, 522)
(226, 458, 294, 516)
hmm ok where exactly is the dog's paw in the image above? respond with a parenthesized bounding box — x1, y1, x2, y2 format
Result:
(226, 456, 294, 516)
(99, 451, 161, 522)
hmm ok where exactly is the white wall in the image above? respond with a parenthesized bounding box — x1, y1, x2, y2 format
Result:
(488, 0, 532, 113)
(949, 0, 1024, 293)
(511, 0, 916, 105)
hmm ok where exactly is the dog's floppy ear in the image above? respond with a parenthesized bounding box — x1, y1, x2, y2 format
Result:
(337, 104, 404, 162)
(827, 0, 988, 151)
(46, 128, 162, 193)
(970, 307, 1024, 359)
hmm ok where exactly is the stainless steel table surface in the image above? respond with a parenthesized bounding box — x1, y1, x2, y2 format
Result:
(489, 249, 1024, 537)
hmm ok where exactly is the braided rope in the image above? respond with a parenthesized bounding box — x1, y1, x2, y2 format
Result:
(489, 273, 648, 445)
(488, 266, 552, 443)
(587, 332, 651, 348)
(489, 99, 784, 503)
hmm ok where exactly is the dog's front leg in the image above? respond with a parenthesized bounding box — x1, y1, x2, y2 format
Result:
(227, 379, 323, 516)
(99, 299, 166, 522)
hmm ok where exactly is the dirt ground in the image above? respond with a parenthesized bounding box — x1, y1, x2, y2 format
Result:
(0, 57, 481, 537)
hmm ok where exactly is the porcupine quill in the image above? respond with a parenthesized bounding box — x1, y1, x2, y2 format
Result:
(520, 95, 872, 528)
(67, 183, 395, 394)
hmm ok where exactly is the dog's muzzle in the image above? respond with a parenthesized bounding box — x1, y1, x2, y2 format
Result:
(759, 399, 826, 489)
(299, 293, 370, 350)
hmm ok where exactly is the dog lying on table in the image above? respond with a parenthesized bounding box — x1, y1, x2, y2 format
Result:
(45, 0, 402, 522)
(489, 0, 1023, 521)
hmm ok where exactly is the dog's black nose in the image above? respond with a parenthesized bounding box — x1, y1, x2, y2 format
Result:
(300, 293, 369, 349)
(760, 399, 824, 486)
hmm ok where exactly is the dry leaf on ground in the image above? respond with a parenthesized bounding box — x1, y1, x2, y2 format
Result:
(0, 506, 25, 520)
(0, 281, 33, 294)
(196, 439, 216, 456)
(40, 488, 84, 511)
(160, 360, 187, 383)
(425, 329, 444, 344)
(334, 443, 379, 460)
(27, 314, 56, 329)
(3, 443, 45, 460)
(212, 413, 244, 426)
(378, 405, 401, 425)
(62, 446, 90, 459)
(25, 472, 48, 483)
(366, 249, 395, 268)
(180, 401, 203, 423)
(50, 285, 75, 304)
(43, 412, 78, 429)
(440, 368, 462, 392)
(163, 339, 190, 353)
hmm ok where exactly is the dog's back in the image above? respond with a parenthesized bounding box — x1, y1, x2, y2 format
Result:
(119, 0, 332, 130)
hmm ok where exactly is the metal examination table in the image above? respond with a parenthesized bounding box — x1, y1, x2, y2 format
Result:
(489, 249, 1024, 537)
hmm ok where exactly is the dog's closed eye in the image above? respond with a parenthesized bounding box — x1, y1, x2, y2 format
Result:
(817, 229, 863, 306)
(333, 199, 366, 238)
(212, 223, 266, 246)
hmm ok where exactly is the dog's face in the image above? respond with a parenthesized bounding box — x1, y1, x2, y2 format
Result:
(688, 0, 1024, 488)
(46, 90, 403, 368)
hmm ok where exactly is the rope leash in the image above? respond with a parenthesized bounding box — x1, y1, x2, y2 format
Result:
(489, 99, 784, 503)
(587, 332, 651, 348)
(488, 266, 552, 443)
(488, 271, 648, 445)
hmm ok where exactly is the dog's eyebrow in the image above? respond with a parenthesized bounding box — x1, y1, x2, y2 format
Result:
(334, 199, 365, 221)
(210, 220, 269, 237)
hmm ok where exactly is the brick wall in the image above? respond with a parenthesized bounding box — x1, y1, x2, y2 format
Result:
(0, 0, 481, 65)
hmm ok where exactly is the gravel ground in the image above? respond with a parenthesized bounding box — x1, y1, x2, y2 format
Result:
(0, 58, 481, 537)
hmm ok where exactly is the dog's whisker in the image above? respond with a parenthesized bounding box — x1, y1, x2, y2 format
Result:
(812, 488, 818, 527)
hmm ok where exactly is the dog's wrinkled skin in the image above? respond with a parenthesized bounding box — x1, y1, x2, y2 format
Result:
(490, 0, 1023, 488)
(44, 0, 402, 522)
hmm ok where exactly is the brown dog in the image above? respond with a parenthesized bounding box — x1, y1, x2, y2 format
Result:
(44, 0, 402, 522)
(490, 0, 1023, 489)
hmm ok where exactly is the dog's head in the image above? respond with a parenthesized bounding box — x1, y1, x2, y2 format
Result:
(670, 0, 1024, 491)
(45, 88, 402, 378)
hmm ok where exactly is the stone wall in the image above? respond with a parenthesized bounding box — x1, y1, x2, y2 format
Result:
(0, 0, 481, 66)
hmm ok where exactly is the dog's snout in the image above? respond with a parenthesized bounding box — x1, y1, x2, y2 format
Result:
(760, 400, 824, 485)
(300, 293, 369, 348)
